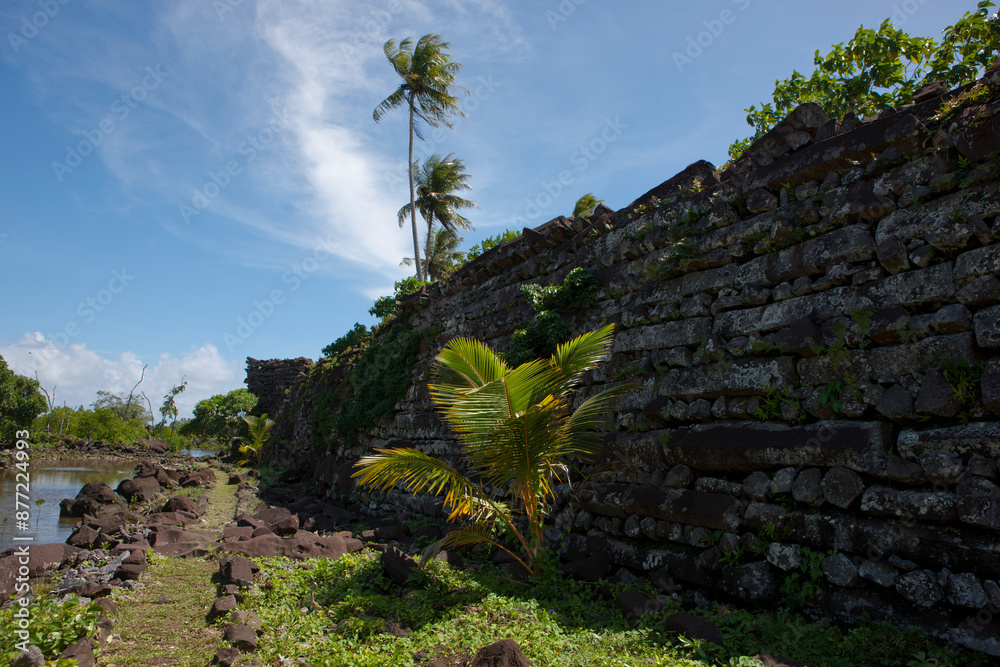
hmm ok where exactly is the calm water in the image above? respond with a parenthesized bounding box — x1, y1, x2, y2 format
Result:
(0, 458, 135, 552)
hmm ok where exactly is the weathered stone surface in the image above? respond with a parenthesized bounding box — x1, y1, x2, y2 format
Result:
(209, 595, 238, 621)
(896, 570, 945, 607)
(821, 466, 866, 509)
(470, 639, 531, 667)
(57, 638, 96, 667)
(657, 358, 796, 401)
(220, 556, 255, 587)
(947, 572, 989, 608)
(920, 452, 963, 484)
(867, 305, 910, 344)
(957, 477, 1000, 531)
(67, 525, 100, 548)
(662, 464, 694, 489)
(223, 526, 254, 542)
(613, 318, 711, 352)
(932, 304, 972, 334)
(735, 225, 875, 288)
(224, 623, 258, 651)
(719, 561, 780, 603)
(884, 455, 926, 484)
(662, 422, 892, 474)
(957, 275, 1000, 307)
(213, 647, 240, 667)
(662, 611, 724, 645)
(860, 487, 957, 522)
(743, 471, 771, 501)
(230, 611, 263, 632)
(179, 468, 216, 488)
(116, 476, 162, 503)
(915, 369, 961, 417)
(822, 552, 859, 587)
(792, 468, 823, 505)
(770, 318, 822, 356)
(897, 423, 1000, 458)
(715, 264, 954, 336)
(969, 455, 998, 480)
(766, 543, 802, 571)
(216, 534, 351, 561)
(770, 467, 796, 495)
(876, 236, 909, 274)
(984, 362, 1000, 416)
(875, 385, 916, 422)
(579, 484, 744, 531)
(381, 546, 417, 586)
(975, 304, 1000, 348)
(876, 182, 1000, 245)
(162, 495, 201, 517)
(746, 188, 778, 214)
(798, 332, 980, 386)
(858, 559, 899, 587)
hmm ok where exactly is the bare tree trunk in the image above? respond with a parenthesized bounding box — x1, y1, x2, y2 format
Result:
(35, 372, 55, 434)
(123, 364, 147, 423)
(141, 392, 154, 432)
(408, 95, 424, 282)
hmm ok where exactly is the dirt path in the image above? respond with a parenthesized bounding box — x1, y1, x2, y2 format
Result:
(101, 471, 241, 667)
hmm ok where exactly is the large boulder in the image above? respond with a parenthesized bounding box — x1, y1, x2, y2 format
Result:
(179, 468, 216, 488)
(216, 534, 356, 561)
(471, 639, 530, 667)
(116, 476, 163, 503)
(59, 481, 124, 517)
(161, 495, 202, 517)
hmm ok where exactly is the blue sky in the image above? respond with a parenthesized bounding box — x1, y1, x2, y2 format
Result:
(0, 0, 983, 417)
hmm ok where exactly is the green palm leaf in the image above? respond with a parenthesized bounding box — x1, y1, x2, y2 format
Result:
(354, 324, 628, 577)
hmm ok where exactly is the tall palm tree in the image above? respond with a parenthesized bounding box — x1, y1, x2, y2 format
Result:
(353, 324, 631, 577)
(374, 35, 466, 282)
(397, 153, 477, 268)
(401, 228, 466, 282)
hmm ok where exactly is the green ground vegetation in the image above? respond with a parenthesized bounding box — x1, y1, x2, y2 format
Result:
(231, 549, 987, 667)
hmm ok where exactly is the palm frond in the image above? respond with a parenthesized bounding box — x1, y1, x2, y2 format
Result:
(373, 86, 407, 123)
(430, 337, 509, 390)
(353, 448, 476, 517)
(550, 323, 616, 391)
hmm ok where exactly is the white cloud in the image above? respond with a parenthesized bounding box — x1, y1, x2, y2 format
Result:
(1, 333, 242, 419)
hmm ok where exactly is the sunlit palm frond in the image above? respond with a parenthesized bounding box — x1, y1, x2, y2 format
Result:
(550, 323, 616, 391)
(430, 337, 509, 390)
(352, 448, 475, 516)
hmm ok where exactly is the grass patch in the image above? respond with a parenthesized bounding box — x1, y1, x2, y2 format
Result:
(103, 557, 220, 667)
(103, 469, 240, 667)
(239, 551, 988, 667)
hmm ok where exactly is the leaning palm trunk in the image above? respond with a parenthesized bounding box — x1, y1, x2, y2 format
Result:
(353, 324, 630, 576)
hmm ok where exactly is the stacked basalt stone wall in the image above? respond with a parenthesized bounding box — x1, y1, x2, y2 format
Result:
(244, 357, 313, 420)
(254, 67, 1000, 654)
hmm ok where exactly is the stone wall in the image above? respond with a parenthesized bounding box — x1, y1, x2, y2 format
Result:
(244, 357, 313, 419)
(249, 67, 1000, 654)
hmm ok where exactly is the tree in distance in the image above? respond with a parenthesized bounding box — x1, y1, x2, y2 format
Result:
(0, 356, 47, 442)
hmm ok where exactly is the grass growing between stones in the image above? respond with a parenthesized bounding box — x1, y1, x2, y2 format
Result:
(102, 556, 220, 667)
(236, 550, 989, 667)
(103, 473, 239, 667)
